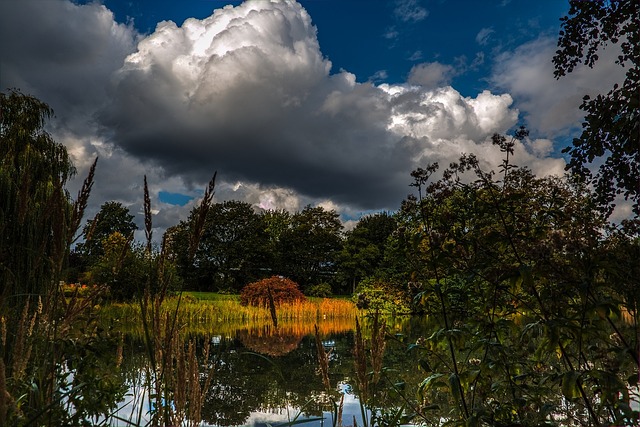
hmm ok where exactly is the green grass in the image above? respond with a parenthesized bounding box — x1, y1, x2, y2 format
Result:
(180, 291, 239, 301)
(99, 292, 361, 338)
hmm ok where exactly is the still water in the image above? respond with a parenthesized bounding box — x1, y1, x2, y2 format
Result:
(107, 314, 639, 427)
(111, 317, 426, 427)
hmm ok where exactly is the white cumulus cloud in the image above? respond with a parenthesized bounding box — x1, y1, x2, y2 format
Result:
(490, 36, 626, 137)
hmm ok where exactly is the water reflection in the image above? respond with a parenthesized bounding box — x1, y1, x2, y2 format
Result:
(110, 315, 639, 427)
(113, 317, 422, 426)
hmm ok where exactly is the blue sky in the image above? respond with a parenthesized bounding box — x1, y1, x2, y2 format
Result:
(100, 0, 569, 93)
(0, 0, 628, 233)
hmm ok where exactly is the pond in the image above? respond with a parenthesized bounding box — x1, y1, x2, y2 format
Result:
(100, 311, 638, 427)
(110, 316, 428, 427)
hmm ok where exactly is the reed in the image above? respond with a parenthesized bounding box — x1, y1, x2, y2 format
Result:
(314, 324, 331, 391)
(127, 173, 218, 427)
(0, 358, 6, 426)
(137, 291, 214, 427)
(102, 295, 359, 333)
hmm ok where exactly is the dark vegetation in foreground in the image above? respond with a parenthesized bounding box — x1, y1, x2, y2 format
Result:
(1, 1, 639, 425)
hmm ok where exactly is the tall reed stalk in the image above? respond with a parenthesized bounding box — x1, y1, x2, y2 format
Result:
(136, 173, 217, 427)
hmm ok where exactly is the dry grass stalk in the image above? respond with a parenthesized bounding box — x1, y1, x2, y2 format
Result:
(337, 393, 344, 427)
(0, 358, 7, 426)
(137, 173, 219, 427)
(1, 316, 5, 350)
(189, 172, 217, 260)
(314, 324, 331, 391)
(115, 333, 124, 368)
(69, 157, 97, 244)
(143, 175, 153, 254)
(139, 280, 215, 427)
(369, 313, 386, 386)
(354, 317, 368, 402)
(267, 286, 278, 328)
(11, 301, 30, 381)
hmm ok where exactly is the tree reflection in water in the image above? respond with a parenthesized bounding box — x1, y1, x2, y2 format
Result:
(113, 317, 426, 426)
(111, 315, 640, 426)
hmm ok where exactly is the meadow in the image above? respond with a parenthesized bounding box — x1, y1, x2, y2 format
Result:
(100, 291, 361, 337)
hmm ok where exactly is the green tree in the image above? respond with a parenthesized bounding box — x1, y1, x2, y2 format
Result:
(261, 209, 293, 275)
(276, 206, 343, 291)
(0, 91, 127, 425)
(553, 0, 640, 214)
(404, 148, 639, 425)
(87, 231, 151, 300)
(0, 90, 77, 308)
(74, 201, 138, 269)
(181, 200, 270, 292)
(337, 212, 396, 294)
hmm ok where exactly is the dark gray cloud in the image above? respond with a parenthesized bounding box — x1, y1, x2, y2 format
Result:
(0, 0, 137, 134)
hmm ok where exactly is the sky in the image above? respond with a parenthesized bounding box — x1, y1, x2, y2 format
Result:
(0, 0, 629, 240)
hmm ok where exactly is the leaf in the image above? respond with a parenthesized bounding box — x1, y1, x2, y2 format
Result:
(418, 359, 432, 373)
(418, 373, 445, 394)
(449, 373, 463, 403)
(561, 370, 581, 400)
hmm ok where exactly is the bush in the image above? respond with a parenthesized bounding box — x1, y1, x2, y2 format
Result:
(353, 277, 411, 314)
(240, 276, 306, 307)
(306, 282, 333, 298)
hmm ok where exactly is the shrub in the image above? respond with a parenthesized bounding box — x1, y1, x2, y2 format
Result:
(240, 276, 306, 307)
(353, 277, 411, 314)
(306, 282, 333, 298)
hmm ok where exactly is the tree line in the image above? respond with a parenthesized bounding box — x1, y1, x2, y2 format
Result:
(68, 198, 398, 299)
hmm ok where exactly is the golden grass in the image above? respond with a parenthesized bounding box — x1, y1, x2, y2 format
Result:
(101, 295, 360, 337)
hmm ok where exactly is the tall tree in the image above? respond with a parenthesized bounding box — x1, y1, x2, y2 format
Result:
(553, 0, 640, 214)
(0, 90, 99, 404)
(277, 206, 343, 290)
(337, 212, 396, 293)
(71, 201, 137, 279)
(0, 90, 76, 307)
(186, 200, 269, 292)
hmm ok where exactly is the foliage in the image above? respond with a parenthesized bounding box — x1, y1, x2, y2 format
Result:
(0, 90, 76, 309)
(306, 282, 333, 298)
(170, 200, 270, 292)
(0, 290, 128, 426)
(0, 91, 128, 426)
(240, 276, 307, 308)
(61, 282, 100, 298)
(274, 206, 344, 290)
(74, 201, 137, 266)
(401, 141, 639, 426)
(169, 205, 344, 294)
(337, 212, 396, 294)
(554, 0, 640, 214)
(86, 231, 182, 300)
(353, 277, 412, 315)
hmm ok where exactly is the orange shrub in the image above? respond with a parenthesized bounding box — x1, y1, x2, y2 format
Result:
(240, 276, 306, 307)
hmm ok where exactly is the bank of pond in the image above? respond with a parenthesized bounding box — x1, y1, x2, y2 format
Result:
(73, 292, 637, 427)
(6, 290, 634, 426)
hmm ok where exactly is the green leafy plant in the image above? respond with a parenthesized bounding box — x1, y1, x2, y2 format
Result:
(353, 277, 411, 315)
(403, 136, 639, 426)
(306, 283, 333, 298)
